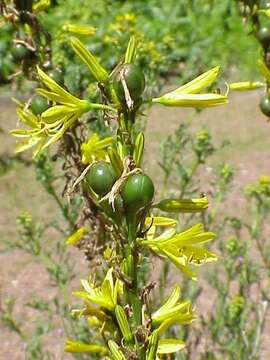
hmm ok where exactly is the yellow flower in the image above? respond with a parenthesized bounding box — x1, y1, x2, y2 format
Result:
(152, 285, 193, 324)
(65, 227, 89, 245)
(154, 195, 208, 213)
(81, 133, 113, 164)
(33, 0, 50, 12)
(140, 223, 217, 280)
(145, 285, 194, 358)
(10, 68, 115, 157)
(70, 37, 109, 83)
(63, 24, 96, 36)
(152, 66, 228, 108)
(65, 340, 107, 354)
(73, 268, 122, 311)
(229, 81, 264, 91)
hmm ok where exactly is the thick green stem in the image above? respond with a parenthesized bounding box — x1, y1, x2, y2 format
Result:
(126, 211, 145, 358)
(126, 212, 141, 324)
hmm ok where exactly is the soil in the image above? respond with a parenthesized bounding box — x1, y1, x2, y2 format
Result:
(0, 90, 270, 359)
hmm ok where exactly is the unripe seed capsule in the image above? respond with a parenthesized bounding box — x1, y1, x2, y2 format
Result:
(121, 173, 154, 211)
(86, 161, 117, 196)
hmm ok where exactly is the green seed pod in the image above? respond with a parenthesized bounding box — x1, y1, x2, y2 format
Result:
(121, 173, 154, 211)
(86, 161, 117, 196)
(30, 96, 50, 115)
(258, 26, 270, 48)
(112, 63, 145, 103)
(115, 305, 133, 343)
(11, 43, 32, 61)
(260, 96, 270, 117)
(133, 132, 144, 167)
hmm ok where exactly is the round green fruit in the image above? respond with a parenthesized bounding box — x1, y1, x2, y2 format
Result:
(11, 43, 32, 61)
(47, 68, 64, 86)
(260, 96, 270, 116)
(113, 63, 145, 103)
(86, 162, 117, 196)
(258, 27, 270, 47)
(30, 96, 50, 115)
(121, 173, 154, 211)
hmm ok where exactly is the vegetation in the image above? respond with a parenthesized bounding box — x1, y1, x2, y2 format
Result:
(0, 0, 270, 359)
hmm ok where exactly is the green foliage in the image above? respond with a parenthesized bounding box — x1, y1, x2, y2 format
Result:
(0, 0, 259, 93)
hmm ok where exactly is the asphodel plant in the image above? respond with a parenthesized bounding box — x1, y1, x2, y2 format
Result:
(11, 35, 229, 358)
(232, 0, 270, 119)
